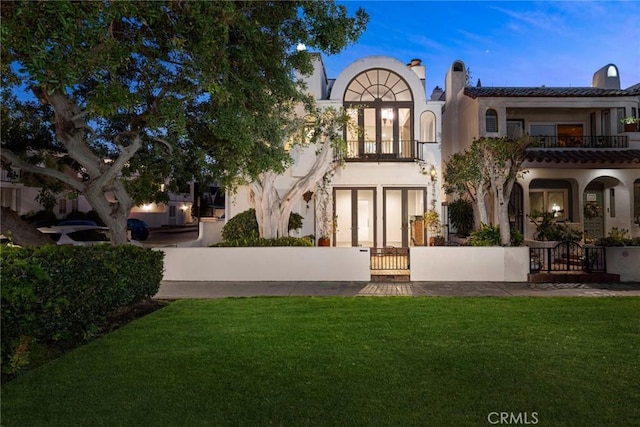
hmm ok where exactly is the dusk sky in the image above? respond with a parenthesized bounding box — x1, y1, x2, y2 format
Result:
(321, 1, 640, 94)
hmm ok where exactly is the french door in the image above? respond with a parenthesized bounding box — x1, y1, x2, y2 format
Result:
(383, 188, 426, 247)
(333, 188, 376, 247)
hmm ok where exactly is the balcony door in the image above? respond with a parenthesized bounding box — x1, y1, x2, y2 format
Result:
(343, 68, 413, 160)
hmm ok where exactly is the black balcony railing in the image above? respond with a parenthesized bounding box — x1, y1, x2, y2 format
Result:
(529, 135, 628, 149)
(344, 140, 436, 161)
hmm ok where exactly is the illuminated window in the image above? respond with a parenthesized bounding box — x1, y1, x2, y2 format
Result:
(343, 69, 413, 159)
(530, 190, 568, 221)
(530, 179, 572, 221)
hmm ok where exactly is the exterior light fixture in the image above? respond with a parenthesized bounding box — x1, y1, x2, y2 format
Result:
(296, 43, 306, 51)
(429, 165, 437, 181)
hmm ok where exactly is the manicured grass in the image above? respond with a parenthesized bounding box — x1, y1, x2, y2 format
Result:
(2, 297, 639, 426)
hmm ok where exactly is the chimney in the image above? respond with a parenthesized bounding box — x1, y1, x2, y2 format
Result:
(407, 58, 425, 80)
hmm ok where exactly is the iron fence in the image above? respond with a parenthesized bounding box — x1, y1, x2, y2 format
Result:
(370, 247, 409, 271)
(529, 241, 606, 273)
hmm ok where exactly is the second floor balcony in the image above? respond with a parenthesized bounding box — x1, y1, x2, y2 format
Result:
(344, 140, 436, 162)
(529, 135, 628, 149)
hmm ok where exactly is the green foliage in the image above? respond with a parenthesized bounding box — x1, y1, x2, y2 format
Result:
(468, 223, 523, 246)
(221, 209, 260, 241)
(448, 198, 474, 237)
(0, 245, 164, 375)
(288, 212, 304, 232)
(596, 228, 640, 246)
(468, 223, 502, 246)
(510, 229, 524, 247)
(1, 1, 368, 242)
(213, 237, 314, 247)
(529, 212, 582, 242)
(35, 189, 57, 211)
(423, 209, 441, 233)
(221, 209, 304, 241)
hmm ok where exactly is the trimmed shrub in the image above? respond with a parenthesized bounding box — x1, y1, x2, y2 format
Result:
(596, 228, 640, 246)
(213, 237, 314, 247)
(1, 245, 164, 375)
(221, 208, 304, 241)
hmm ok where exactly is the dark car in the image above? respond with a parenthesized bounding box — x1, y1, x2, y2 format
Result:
(127, 218, 150, 241)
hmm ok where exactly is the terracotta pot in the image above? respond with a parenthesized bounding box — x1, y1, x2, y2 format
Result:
(624, 123, 638, 132)
(317, 237, 330, 247)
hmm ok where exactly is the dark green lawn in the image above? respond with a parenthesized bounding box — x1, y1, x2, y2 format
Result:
(2, 297, 639, 426)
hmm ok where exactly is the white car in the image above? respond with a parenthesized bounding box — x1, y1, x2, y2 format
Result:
(38, 225, 142, 246)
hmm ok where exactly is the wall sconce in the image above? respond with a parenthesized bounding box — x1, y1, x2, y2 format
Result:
(429, 165, 437, 181)
(181, 204, 189, 212)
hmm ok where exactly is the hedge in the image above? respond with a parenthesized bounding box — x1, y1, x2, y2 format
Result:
(1, 245, 164, 375)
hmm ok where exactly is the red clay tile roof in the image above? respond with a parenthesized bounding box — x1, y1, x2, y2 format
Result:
(464, 86, 640, 98)
(525, 149, 640, 164)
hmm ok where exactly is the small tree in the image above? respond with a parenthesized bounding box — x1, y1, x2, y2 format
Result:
(475, 136, 529, 245)
(444, 146, 489, 227)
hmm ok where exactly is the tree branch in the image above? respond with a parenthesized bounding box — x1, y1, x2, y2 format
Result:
(1, 150, 85, 192)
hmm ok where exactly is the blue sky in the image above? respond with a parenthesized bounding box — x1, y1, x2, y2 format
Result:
(321, 1, 640, 93)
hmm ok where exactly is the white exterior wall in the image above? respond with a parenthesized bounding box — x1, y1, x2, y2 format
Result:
(410, 247, 529, 282)
(160, 247, 371, 281)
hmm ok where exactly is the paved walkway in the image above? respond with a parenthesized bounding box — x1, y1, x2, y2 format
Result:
(155, 281, 640, 299)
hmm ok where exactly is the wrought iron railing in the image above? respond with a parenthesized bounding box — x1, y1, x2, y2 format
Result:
(370, 247, 409, 271)
(529, 135, 628, 149)
(529, 241, 606, 273)
(343, 140, 437, 161)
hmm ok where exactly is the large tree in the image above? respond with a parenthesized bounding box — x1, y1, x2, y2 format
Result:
(248, 106, 349, 239)
(444, 136, 529, 245)
(1, 1, 367, 244)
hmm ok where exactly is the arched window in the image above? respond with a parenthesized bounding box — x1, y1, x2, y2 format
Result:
(486, 109, 498, 133)
(420, 111, 436, 142)
(344, 69, 414, 160)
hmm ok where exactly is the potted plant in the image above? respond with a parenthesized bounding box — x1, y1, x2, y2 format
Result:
(620, 117, 639, 132)
(424, 209, 443, 246)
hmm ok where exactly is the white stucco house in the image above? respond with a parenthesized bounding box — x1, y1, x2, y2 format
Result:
(227, 54, 445, 248)
(441, 60, 640, 241)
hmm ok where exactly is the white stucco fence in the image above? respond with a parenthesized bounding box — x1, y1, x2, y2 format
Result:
(410, 247, 530, 282)
(606, 247, 640, 282)
(159, 247, 371, 282)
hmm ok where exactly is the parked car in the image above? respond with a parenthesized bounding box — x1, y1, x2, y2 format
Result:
(38, 225, 142, 246)
(127, 218, 150, 241)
